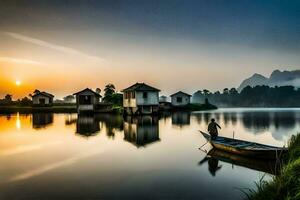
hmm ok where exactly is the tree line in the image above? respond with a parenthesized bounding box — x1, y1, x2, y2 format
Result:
(192, 85, 300, 107)
(0, 84, 123, 106)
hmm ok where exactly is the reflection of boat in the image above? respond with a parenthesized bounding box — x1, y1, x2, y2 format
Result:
(206, 148, 280, 175)
(200, 131, 287, 159)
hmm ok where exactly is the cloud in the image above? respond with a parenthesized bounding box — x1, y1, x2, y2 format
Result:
(0, 57, 45, 65)
(3, 32, 106, 63)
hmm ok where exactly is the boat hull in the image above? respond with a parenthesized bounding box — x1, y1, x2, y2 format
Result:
(200, 131, 287, 159)
(212, 142, 284, 159)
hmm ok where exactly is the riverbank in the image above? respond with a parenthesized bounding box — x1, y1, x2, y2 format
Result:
(0, 105, 77, 113)
(0, 103, 215, 114)
(247, 134, 300, 200)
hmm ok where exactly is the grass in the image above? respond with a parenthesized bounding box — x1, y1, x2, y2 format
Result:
(246, 134, 300, 200)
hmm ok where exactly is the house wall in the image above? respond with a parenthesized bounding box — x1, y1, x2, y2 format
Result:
(76, 90, 99, 105)
(32, 94, 51, 105)
(123, 92, 137, 107)
(75, 90, 101, 112)
(171, 94, 190, 106)
(136, 91, 159, 106)
(123, 91, 159, 108)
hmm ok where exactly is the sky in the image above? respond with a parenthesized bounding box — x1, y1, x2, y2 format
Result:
(0, 0, 299, 99)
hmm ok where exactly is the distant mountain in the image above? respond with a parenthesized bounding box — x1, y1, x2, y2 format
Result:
(238, 70, 300, 91)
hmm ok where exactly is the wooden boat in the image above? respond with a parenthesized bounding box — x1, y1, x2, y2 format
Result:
(200, 131, 287, 159)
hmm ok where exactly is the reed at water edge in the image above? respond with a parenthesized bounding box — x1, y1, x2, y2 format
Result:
(245, 133, 300, 200)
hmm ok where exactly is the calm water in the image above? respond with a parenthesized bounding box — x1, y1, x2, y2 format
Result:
(0, 108, 299, 200)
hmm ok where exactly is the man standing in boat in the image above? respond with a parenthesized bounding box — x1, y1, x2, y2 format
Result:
(208, 118, 221, 139)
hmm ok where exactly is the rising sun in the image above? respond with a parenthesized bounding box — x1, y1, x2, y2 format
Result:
(15, 80, 21, 86)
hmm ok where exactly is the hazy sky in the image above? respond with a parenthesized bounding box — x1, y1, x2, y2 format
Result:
(0, 0, 299, 99)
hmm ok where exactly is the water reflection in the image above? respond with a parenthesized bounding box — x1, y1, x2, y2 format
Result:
(199, 149, 280, 176)
(199, 155, 222, 177)
(1, 109, 299, 200)
(193, 109, 300, 139)
(76, 114, 100, 137)
(172, 112, 190, 127)
(273, 112, 296, 130)
(97, 114, 123, 138)
(65, 114, 77, 126)
(32, 113, 54, 129)
(242, 112, 271, 133)
(124, 116, 160, 148)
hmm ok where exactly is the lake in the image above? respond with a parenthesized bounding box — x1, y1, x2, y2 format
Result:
(0, 108, 299, 200)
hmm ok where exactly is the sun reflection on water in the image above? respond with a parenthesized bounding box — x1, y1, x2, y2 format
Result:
(16, 112, 21, 130)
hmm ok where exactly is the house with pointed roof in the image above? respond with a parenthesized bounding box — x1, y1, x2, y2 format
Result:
(32, 91, 54, 106)
(73, 88, 102, 113)
(122, 83, 160, 115)
(170, 91, 191, 107)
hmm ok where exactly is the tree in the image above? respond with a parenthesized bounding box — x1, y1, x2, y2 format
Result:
(203, 89, 210, 96)
(110, 93, 123, 106)
(18, 97, 32, 106)
(223, 88, 229, 94)
(33, 89, 40, 95)
(96, 88, 101, 94)
(29, 89, 40, 97)
(103, 84, 116, 102)
(229, 88, 238, 95)
(4, 94, 12, 102)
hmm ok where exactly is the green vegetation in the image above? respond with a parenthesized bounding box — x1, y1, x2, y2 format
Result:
(102, 83, 123, 106)
(193, 85, 300, 107)
(246, 134, 300, 200)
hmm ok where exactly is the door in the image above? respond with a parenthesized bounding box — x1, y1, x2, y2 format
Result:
(39, 98, 46, 105)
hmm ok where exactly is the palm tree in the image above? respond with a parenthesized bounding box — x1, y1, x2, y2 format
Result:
(103, 84, 116, 102)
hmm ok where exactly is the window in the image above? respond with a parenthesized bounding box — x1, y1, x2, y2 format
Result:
(143, 92, 148, 98)
(132, 92, 135, 98)
(177, 97, 182, 103)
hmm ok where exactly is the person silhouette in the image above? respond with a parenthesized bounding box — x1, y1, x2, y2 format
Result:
(207, 118, 221, 140)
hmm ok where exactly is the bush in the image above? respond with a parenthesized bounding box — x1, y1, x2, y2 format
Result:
(247, 134, 300, 200)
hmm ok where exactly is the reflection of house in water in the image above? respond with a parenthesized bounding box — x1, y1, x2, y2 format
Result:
(97, 114, 124, 138)
(124, 116, 160, 147)
(76, 114, 100, 137)
(172, 112, 190, 127)
(32, 113, 54, 129)
(65, 114, 77, 126)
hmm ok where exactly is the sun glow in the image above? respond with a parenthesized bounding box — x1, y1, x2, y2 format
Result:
(15, 80, 21, 86)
